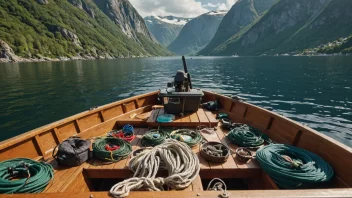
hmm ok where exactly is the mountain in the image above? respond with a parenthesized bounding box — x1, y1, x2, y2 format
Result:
(0, 0, 171, 62)
(167, 11, 227, 55)
(92, 0, 156, 44)
(199, 0, 352, 56)
(199, 0, 278, 55)
(144, 16, 192, 47)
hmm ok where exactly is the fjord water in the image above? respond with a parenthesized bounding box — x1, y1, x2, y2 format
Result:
(0, 56, 351, 146)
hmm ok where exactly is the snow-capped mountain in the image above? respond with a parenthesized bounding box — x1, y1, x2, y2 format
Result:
(167, 10, 227, 55)
(144, 16, 192, 47)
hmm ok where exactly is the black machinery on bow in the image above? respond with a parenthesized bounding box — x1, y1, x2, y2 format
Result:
(159, 56, 204, 115)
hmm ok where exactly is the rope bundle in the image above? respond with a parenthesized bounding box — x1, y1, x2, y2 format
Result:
(0, 158, 54, 194)
(108, 125, 135, 142)
(93, 138, 132, 162)
(141, 129, 168, 147)
(226, 124, 265, 147)
(256, 144, 334, 189)
(110, 139, 200, 197)
(170, 129, 202, 147)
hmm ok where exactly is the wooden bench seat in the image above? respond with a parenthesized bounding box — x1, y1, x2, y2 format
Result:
(115, 108, 219, 128)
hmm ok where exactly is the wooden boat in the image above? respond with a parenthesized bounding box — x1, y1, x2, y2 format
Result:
(0, 90, 351, 197)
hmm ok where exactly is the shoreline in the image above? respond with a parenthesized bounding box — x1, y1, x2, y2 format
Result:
(1, 53, 352, 64)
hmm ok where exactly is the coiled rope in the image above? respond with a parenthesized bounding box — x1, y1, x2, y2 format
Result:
(141, 129, 168, 147)
(110, 139, 200, 197)
(0, 158, 54, 194)
(107, 125, 135, 142)
(170, 129, 202, 147)
(93, 138, 132, 162)
(227, 124, 270, 147)
(256, 144, 334, 189)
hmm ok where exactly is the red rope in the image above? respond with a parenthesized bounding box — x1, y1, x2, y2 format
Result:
(112, 131, 136, 142)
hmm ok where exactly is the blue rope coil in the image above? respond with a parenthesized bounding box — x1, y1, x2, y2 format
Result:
(122, 125, 134, 136)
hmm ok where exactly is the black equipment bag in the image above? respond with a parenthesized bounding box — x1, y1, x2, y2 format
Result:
(52, 137, 91, 167)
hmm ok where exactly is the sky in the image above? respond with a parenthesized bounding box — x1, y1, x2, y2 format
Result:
(129, 0, 238, 18)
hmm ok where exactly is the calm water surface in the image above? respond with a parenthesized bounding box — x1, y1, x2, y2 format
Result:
(0, 56, 351, 146)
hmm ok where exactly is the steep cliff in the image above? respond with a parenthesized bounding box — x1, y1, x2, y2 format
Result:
(167, 11, 227, 55)
(0, 0, 170, 62)
(199, 0, 278, 55)
(145, 16, 191, 47)
(93, 0, 156, 44)
(201, 0, 352, 56)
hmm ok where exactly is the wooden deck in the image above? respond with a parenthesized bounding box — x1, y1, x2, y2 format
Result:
(43, 124, 262, 193)
(115, 108, 219, 128)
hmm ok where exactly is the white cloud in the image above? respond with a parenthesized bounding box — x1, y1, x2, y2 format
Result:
(218, 0, 237, 10)
(129, 0, 209, 18)
(203, 2, 220, 8)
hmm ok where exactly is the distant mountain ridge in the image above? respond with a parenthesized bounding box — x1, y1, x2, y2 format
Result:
(199, 0, 352, 56)
(199, 0, 278, 55)
(167, 10, 227, 55)
(144, 16, 192, 47)
(0, 0, 171, 62)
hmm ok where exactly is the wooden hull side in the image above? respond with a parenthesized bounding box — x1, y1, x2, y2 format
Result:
(0, 91, 159, 161)
(2, 189, 352, 198)
(202, 90, 352, 188)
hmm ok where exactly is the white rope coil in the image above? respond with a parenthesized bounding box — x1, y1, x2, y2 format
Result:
(109, 139, 200, 197)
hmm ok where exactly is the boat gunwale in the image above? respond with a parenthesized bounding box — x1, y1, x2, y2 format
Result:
(202, 90, 352, 153)
(0, 91, 159, 150)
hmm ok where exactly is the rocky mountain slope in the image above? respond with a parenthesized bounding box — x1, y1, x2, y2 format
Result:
(199, 0, 278, 55)
(144, 16, 192, 47)
(93, 0, 156, 44)
(0, 0, 171, 62)
(199, 0, 352, 56)
(167, 11, 227, 55)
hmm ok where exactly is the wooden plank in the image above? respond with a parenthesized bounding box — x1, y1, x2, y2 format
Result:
(0, 138, 41, 161)
(99, 111, 106, 122)
(192, 175, 203, 191)
(244, 106, 271, 131)
(46, 166, 81, 192)
(53, 128, 63, 143)
(33, 135, 44, 157)
(181, 114, 191, 123)
(58, 163, 89, 192)
(214, 126, 238, 169)
(56, 122, 78, 141)
(189, 112, 199, 123)
(197, 109, 209, 124)
(147, 109, 160, 123)
(268, 118, 300, 145)
(75, 120, 82, 133)
(204, 110, 218, 123)
(103, 105, 124, 120)
(39, 130, 58, 156)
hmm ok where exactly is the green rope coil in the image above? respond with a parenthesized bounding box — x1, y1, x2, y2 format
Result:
(93, 138, 132, 162)
(170, 129, 202, 147)
(226, 124, 267, 147)
(0, 158, 54, 194)
(256, 144, 334, 189)
(141, 129, 168, 147)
